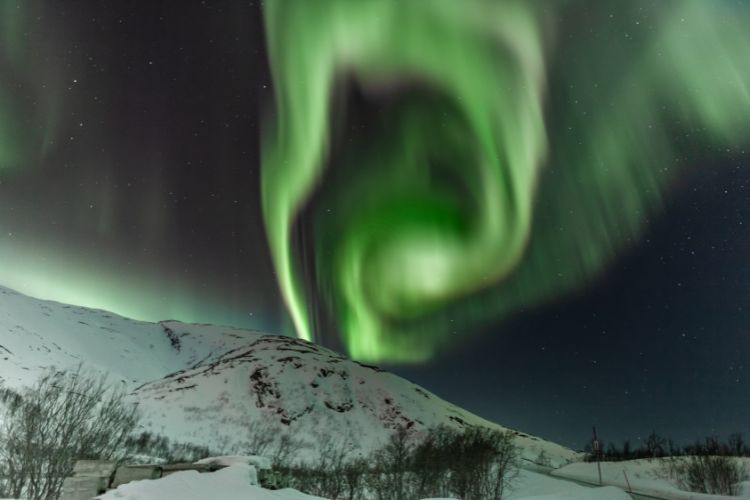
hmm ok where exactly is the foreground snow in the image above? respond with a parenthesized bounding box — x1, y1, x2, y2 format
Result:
(98, 463, 630, 500)
(507, 469, 631, 500)
(553, 458, 750, 499)
(97, 463, 325, 500)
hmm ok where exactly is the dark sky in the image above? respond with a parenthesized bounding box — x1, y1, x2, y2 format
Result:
(0, 1, 283, 330)
(0, 1, 748, 450)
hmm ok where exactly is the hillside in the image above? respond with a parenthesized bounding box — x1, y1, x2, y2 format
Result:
(0, 286, 264, 388)
(0, 285, 577, 467)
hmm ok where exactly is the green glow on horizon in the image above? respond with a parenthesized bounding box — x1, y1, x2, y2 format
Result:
(1, 6, 263, 333)
(262, 0, 750, 362)
(0, 238, 256, 330)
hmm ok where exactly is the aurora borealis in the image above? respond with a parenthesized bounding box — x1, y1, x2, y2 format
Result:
(262, 0, 750, 362)
(0, 2, 59, 172)
(0, 0, 748, 447)
(0, 1, 279, 328)
(261, 0, 546, 360)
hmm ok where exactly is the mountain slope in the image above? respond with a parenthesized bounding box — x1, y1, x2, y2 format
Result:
(0, 285, 577, 467)
(134, 334, 576, 466)
(0, 285, 264, 387)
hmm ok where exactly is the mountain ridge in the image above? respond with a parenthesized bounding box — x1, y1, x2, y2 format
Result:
(0, 284, 577, 467)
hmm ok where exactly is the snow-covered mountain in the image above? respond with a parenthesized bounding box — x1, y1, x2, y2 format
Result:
(0, 285, 262, 388)
(0, 285, 577, 467)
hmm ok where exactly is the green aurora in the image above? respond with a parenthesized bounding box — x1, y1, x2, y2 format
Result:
(261, 0, 750, 362)
(0, 2, 260, 329)
(0, 2, 59, 172)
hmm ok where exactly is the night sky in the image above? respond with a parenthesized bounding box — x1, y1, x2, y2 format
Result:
(1, 1, 748, 450)
(0, 1, 280, 330)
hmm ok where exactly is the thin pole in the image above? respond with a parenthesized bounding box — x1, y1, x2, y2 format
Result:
(592, 426, 602, 486)
(623, 468, 632, 493)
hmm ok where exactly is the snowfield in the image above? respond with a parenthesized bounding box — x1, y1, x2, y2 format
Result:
(552, 458, 750, 499)
(97, 460, 631, 500)
(0, 286, 260, 388)
(507, 469, 631, 500)
(97, 463, 326, 500)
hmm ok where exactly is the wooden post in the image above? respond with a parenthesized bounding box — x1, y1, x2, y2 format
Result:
(623, 467, 632, 493)
(592, 426, 602, 486)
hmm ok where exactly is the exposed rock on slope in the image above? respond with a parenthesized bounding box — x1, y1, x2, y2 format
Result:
(0, 285, 576, 466)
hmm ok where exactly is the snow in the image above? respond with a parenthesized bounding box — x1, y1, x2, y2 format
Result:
(553, 458, 750, 499)
(132, 335, 576, 466)
(98, 465, 631, 500)
(506, 469, 632, 500)
(0, 288, 637, 500)
(510, 489, 629, 500)
(97, 464, 325, 500)
(0, 285, 264, 388)
(194, 455, 272, 470)
(0, 285, 577, 467)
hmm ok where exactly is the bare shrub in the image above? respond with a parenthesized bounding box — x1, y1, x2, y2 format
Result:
(728, 433, 745, 457)
(657, 456, 683, 484)
(645, 430, 667, 458)
(660, 455, 749, 496)
(270, 425, 519, 500)
(0, 368, 139, 500)
(125, 431, 215, 463)
(590, 431, 749, 462)
(410, 426, 453, 497)
(274, 439, 365, 500)
(681, 456, 748, 496)
(241, 419, 311, 468)
(341, 457, 368, 500)
(243, 420, 277, 457)
(370, 425, 415, 500)
(448, 427, 519, 500)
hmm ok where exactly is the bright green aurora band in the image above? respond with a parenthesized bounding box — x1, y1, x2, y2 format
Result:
(261, 0, 750, 363)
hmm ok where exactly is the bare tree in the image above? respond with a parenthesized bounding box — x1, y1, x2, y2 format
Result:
(273, 425, 519, 500)
(622, 440, 631, 459)
(243, 420, 277, 457)
(341, 457, 368, 500)
(449, 427, 518, 500)
(0, 368, 139, 500)
(728, 433, 745, 457)
(371, 425, 518, 500)
(371, 424, 415, 500)
(664, 455, 749, 496)
(645, 430, 667, 458)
